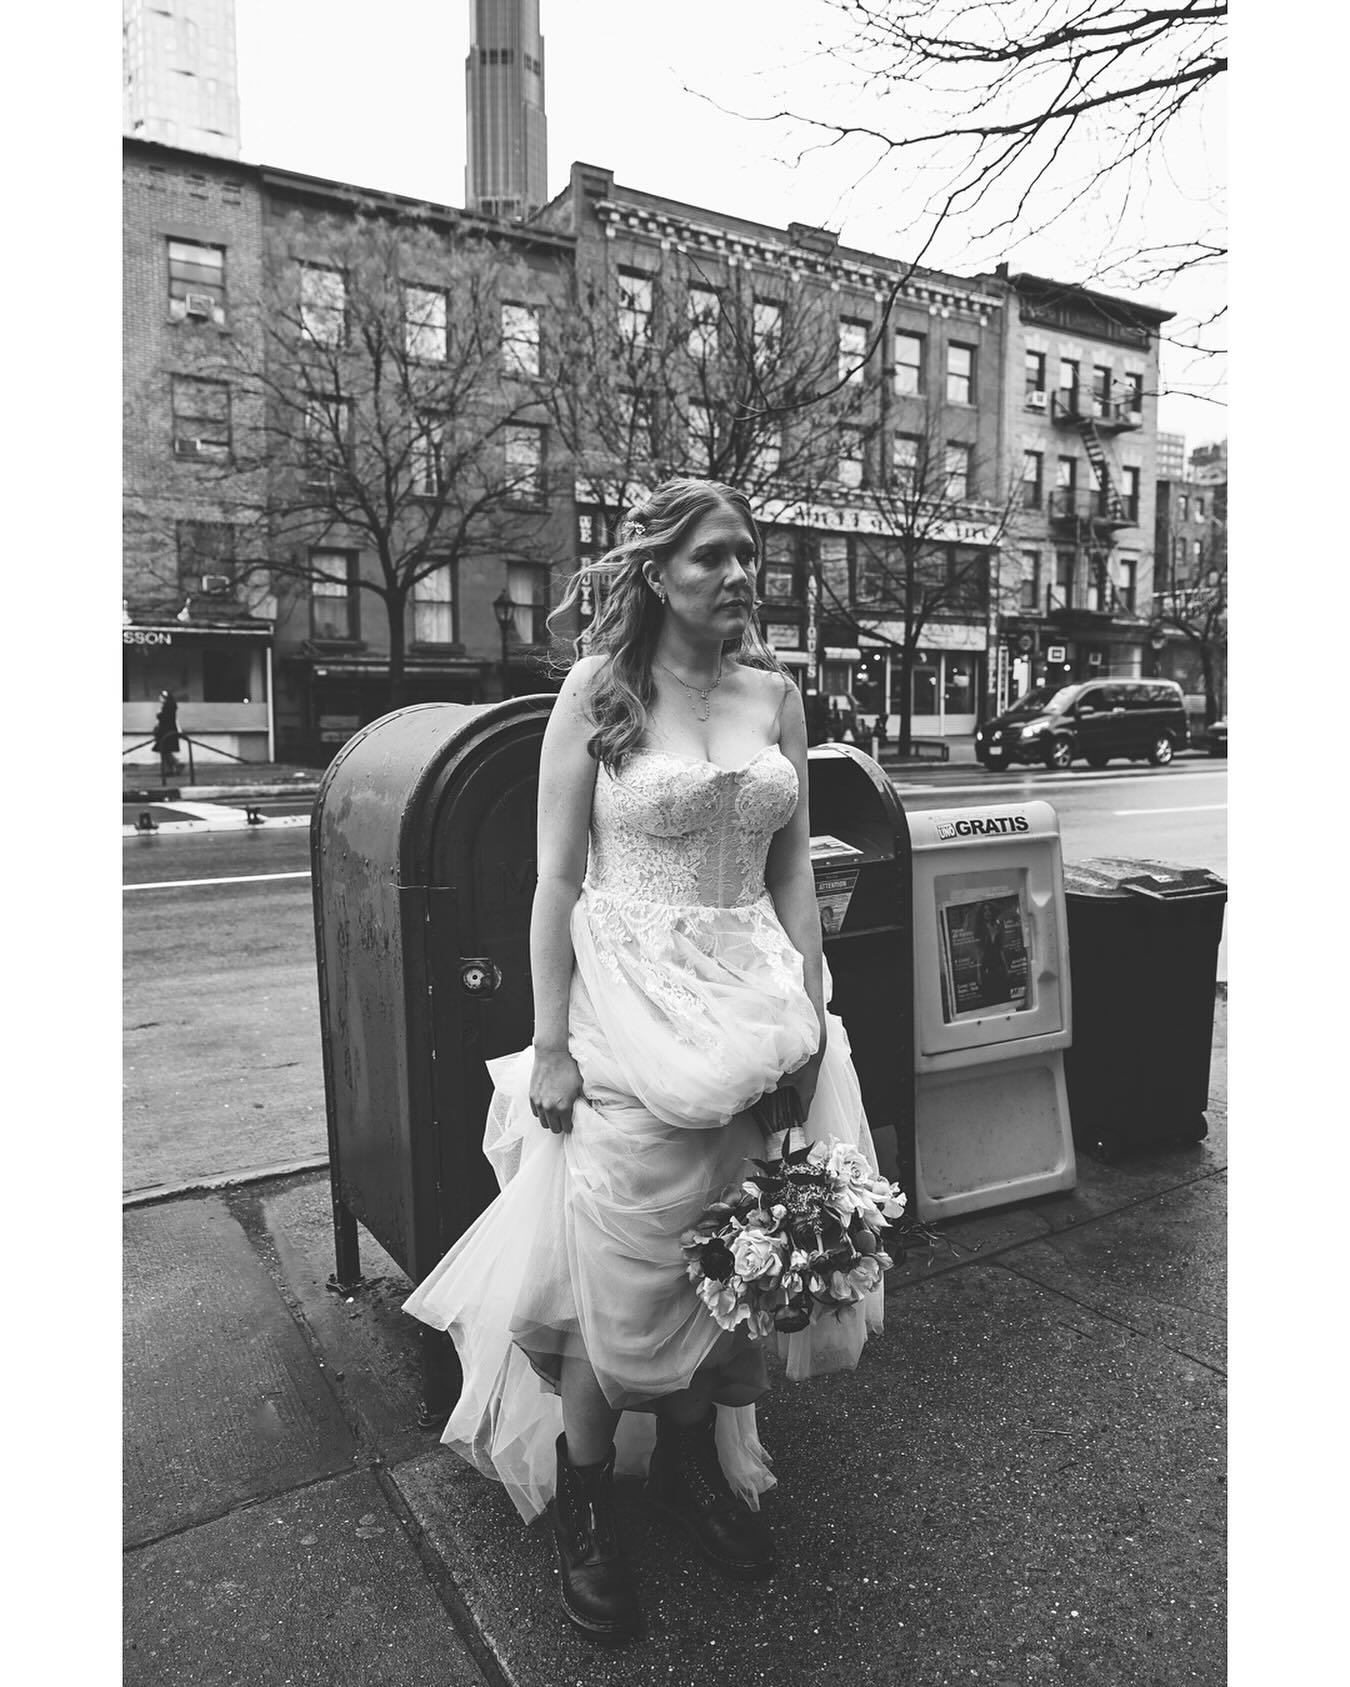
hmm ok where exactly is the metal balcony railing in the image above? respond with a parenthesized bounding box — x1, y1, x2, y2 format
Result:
(1050, 392, 1143, 431)
(1047, 488, 1139, 528)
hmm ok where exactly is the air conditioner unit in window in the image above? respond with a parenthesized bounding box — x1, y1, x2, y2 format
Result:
(184, 292, 215, 319)
(200, 574, 233, 595)
(1027, 390, 1048, 410)
(174, 437, 203, 457)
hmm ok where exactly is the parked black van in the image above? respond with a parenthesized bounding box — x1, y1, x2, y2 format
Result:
(975, 679, 1189, 771)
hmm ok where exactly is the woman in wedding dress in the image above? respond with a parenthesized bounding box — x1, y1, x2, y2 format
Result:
(404, 477, 887, 1643)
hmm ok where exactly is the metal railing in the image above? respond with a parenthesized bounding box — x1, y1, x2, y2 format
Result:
(122, 731, 258, 787)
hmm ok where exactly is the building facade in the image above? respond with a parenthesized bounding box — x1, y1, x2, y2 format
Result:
(123, 0, 241, 159)
(465, 0, 548, 220)
(123, 138, 573, 766)
(988, 267, 1173, 707)
(1152, 442, 1227, 720)
(534, 162, 1008, 738)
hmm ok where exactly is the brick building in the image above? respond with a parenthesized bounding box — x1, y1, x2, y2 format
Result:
(987, 266, 1173, 709)
(534, 162, 1008, 738)
(123, 137, 574, 765)
(1153, 441, 1227, 721)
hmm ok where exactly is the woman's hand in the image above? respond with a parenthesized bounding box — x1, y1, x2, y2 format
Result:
(529, 1044, 584, 1134)
(786, 1047, 825, 1121)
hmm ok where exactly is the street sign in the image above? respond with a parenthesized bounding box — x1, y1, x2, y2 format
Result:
(1046, 644, 1067, 663)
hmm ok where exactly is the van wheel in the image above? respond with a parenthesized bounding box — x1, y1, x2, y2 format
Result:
(1148, 733, 1175, 766)
(1085, 752, 1109, 768)
(1045, 738, 1074, 771)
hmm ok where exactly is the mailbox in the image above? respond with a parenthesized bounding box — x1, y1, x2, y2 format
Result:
(907, 799, 1076, 1221)
(311, 697, 553, 1415)
(806, 743, 915, 1200)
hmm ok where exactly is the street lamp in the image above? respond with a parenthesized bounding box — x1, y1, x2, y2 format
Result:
(492, 589, 515, 700)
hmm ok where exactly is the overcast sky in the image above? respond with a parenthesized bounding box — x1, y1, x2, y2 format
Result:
(234, 0, 1225, 448)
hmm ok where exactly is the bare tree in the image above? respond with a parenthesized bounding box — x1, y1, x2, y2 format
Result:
(1154, 514, 1227, 725)
(126, 209, 561, 708)
(815, 412, 1026, 752)
(541, 258, 848, 550)
(736, 1, 1226, 361)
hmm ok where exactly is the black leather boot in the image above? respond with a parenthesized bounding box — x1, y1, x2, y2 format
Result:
(548, 1434, 641, 1643)
(644, 1407, 778, 1580)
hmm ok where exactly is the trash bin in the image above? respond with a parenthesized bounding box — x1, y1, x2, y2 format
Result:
(806, 743, 915, 1201)
(1061, 856, 1227, 1160)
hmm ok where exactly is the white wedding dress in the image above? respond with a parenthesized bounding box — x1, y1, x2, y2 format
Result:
(403, 742, 886, 1522)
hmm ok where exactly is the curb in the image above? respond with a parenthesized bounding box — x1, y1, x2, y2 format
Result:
(124, 783, 322, 803)
(123, 1154, 330, 1209)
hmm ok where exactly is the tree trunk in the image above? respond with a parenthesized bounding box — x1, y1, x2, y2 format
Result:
(895, 644, 915, 756)
(386, 592, 409, 712)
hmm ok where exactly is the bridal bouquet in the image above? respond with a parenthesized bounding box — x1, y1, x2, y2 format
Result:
(681, 1089, 907, 1339)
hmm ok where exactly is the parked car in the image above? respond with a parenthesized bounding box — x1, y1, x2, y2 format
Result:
(975, 678, 1189, 772)
(1204, 717, 1227, 757)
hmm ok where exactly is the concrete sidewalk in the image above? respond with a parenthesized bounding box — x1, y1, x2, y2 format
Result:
(124, 1006, 1226, 1686)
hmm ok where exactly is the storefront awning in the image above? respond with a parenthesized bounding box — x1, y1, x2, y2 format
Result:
(306, 658, 488, 677)
(124, 621, 273, 645)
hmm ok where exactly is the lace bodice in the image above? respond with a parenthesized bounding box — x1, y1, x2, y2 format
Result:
(586, 746, 798, 909)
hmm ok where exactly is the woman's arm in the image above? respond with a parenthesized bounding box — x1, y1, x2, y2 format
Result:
(529, 655, 603, 1134)
(764, 677, 827, 1110)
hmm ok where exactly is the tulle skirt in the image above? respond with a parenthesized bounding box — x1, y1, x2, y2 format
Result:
(403, 890, 886, 1523)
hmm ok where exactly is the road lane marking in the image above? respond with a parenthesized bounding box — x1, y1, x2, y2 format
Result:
(1112, 803, 1228, 816)
(123, 870, 313, 892)
(899, 773, 1226, 798)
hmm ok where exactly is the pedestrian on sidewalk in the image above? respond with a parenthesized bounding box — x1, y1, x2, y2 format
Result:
(152, 690, 182, 781)
(402, 478, 891, 1645)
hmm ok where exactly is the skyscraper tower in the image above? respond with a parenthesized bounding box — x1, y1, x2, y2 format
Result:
(465, 0, 548, 219)
(123, 0, 242, 160)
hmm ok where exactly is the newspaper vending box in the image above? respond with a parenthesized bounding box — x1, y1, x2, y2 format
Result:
(908, 799, 1076, 1221)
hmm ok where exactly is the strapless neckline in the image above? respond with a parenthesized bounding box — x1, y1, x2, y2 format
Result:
(627, 743, 784, 777)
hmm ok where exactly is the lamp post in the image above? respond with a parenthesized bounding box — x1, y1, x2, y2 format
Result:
(492, 589, 515, 701)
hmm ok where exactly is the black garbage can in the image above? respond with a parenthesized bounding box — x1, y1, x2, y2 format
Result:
(1062, 856, 1226, 1160)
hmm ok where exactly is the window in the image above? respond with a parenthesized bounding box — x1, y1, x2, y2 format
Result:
(894, 331, 924, 396)
(412, 561, 454, 644)
(839, 318, 869, 384)
(818, 536, 851, 607)
(1054, 549, 1075, 609)
(310, 549, 358, 641)
(946, 342, 975, 405)
(1057, 456, 1078, 511)
(168, 239, 226, 325)
(201, 647, 254, 702)
(1025, 350, 1046, 399)
(1126, 371, 1144, 415)
(501, 302, 540, 376)
(1193, 539, 1204, 563)
(1123, 466, 1141, 521)
(893, 433, 921, 490)
(686, 400, 714, 471)
(405, 285, 447, 361)
(1022, 450, 1043, 508)
(302, 393, 350, 485)
(413, 413, 446, 497)
(177, 520, 235, 596)
(760, 531, 801, 602)
(171, 376, 230, 460)
(504, 424, 545, 501)
(687, 285, 719, 360)
(838, 426, 865, 489)
(1116, 556, 1137, 613)
(617, 269, 654, 344)
(300, 265, 346, 346)
(1020, 550, 1041, 613)
(1092, 365, 1113, 418)
(944, 442, 972, 500)
(751, 426, 781, 479)
(1059, 358, 1079, 409)
(1177, 494, 1189, 521)
(1194, 495, 1205, 521)
(1173, 535, 1186, 568)
(507, 562, 547, 644)
(753, 299, 783, 358)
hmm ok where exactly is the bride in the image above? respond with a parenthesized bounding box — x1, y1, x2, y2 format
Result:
(404, 477, 887, 1643)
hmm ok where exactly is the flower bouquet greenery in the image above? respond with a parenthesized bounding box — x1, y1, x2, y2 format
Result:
(680, 1087, 907, 1339)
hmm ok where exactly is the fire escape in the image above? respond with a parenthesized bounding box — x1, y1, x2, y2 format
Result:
(1046, 382, 1140, 620)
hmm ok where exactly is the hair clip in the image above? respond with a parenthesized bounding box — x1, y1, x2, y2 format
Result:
(625, 518, 646, 540)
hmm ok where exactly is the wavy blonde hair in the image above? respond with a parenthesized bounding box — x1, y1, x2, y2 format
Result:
(548, 477, 789, 771)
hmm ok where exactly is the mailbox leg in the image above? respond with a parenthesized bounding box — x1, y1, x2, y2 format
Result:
(417, 1326, 461, 1432)
(330, 1195, 363, 1292)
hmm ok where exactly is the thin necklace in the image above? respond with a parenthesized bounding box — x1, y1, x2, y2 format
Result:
(656, 653, 724, 721)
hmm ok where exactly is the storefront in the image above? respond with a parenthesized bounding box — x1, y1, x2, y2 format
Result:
(123, 621, 273, 765)
(290, 653, 492, 765)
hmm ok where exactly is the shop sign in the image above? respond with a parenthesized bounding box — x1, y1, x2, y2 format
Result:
(765, 622, 802, 650)
(758, 495, 1002, 546)
(1046, 644, 1067, 662)
(123, 629, 174, 647)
